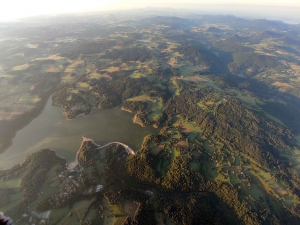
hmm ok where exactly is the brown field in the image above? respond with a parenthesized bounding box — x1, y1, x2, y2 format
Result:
(46, 66, 59, 73)
(88, 72, 112, 81)
(273, 82, 294, 92)
(102, 74, 113, 80)
(181, 122, 197, 133)
(279, 87, 291, 92)
(151, 144, 164, 155)
(168, 60, 177, 66)
(290, 63, 300, 71)
(247, 68, 253, 73)
(235, 166, 242, 171)
(1, 111, 23, 120)
(278, 188, 288, 196)
(177, 141, 188, 148)
(273, 81, 294, 88)
(276, 50, 289, 55)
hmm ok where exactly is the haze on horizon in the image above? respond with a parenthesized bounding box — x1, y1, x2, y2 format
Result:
(1, 0, 300, 23)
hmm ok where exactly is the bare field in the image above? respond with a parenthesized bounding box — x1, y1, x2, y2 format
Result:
(12, 63, 30, 71)
(151, 144, 164, 155)
(272, 81, 294, 88)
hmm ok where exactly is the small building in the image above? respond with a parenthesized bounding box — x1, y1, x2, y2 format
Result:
(96, 185, 103, 192)
(145, 190, 154, 196)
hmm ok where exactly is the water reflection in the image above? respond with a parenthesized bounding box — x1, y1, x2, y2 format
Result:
(0, 98, 157, 169)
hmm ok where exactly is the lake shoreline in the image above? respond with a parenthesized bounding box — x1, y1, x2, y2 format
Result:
(0, 85, 58, 154)
(0, 101, 158, 169)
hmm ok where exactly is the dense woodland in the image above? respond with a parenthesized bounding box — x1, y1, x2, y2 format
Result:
(2, 13, 300, 225)
(35, 26, 300, 223)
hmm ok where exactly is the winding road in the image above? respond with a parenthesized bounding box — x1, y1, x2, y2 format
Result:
(95, 142, 135, 155)
(76, 141, 135, 167)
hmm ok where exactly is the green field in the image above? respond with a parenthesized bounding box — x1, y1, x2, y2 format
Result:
(2, 12, 300, 225)
(148, 98, 165, 122)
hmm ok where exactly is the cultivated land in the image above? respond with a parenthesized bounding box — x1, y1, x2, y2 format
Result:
(1, 12, 300, 225)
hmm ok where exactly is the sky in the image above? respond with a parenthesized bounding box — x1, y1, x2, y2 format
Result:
(0, 0, 300, 22)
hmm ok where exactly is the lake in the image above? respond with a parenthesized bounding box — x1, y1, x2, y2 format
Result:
(0, 97, 157, 169)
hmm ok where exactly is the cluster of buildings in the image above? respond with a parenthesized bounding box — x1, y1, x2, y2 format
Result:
(29, 209, 51, 220)
(22, 212, 48, 225)
(49, 181, 79, 207)
(96, 185, 103, 192)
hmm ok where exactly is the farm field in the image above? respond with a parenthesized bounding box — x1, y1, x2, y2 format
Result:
(2, 11, 300, 225)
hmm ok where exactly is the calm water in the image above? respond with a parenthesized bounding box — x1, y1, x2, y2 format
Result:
(0, 97, 157, 169)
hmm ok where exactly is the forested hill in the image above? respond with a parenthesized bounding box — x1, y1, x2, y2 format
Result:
(1, 13, 300, 224)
